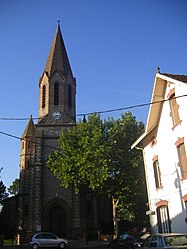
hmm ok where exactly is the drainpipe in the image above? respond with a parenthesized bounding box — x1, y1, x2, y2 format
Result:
(135, 147, 154, 234)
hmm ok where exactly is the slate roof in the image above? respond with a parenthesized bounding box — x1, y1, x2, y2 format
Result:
(161, 73, 187, 83)
(44, 23, 73, 78)
(22, 115, 35, 138)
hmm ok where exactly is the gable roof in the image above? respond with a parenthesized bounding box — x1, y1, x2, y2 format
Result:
(162, 73, 187, 83)
(131, 71, 187, 149)
(44, 23, 73, 78)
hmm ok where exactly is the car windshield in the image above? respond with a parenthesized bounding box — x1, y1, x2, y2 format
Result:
(164, 235, 187, 246)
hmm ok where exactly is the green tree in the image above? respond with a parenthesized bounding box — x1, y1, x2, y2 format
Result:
(0, 168, 8, 204)
(8, 178, 20, 196)
(47, 112, 147, 235)
(0, 181, 8, 204)
(103, 113, 147, 232)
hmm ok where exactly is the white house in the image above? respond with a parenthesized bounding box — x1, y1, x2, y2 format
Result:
(132, 69, 187, 234)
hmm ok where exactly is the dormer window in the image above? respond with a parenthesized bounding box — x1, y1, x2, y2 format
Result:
(42, 85, 46, 109)
(54, 83, 59, 105)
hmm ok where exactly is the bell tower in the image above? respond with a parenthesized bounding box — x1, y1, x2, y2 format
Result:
(18, 23, 79, 242)
(38, 23, 76, 124)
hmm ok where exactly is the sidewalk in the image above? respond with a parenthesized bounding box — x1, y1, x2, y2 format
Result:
(70, 240, 109, 248)
(2, 240, 109, 249)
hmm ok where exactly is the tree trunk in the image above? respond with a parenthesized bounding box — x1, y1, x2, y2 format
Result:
(112, 198, 119, 238)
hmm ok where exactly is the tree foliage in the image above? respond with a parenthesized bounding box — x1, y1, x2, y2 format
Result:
(0, 180, 8, 204)
(48, 114, 110, 191)
(47, 112, 147, 225)
(0, 168, 8, 204)
(8, 178, 20, 196)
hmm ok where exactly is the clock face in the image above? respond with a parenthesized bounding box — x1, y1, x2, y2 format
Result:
(52, 111, 61, 120)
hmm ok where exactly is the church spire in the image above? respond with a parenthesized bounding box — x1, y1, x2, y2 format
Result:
(22, 115, 35, 138)
(44, 22, 73, 78)
(38, 23, 76, 122)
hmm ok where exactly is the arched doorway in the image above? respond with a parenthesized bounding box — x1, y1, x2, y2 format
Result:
(42, 199, 72, 238)
(49, 206, 66, 237)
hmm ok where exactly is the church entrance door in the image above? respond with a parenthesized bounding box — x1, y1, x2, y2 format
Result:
(49, 206, 66, 237)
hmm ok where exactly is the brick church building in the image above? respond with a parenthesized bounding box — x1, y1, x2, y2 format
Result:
(17, 24, 113, 242)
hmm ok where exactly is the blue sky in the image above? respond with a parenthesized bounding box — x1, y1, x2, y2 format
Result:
(0, 0, 187, 188)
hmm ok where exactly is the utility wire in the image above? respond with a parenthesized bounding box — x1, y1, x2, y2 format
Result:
(1, 94, 187, 149)
(0, 94, 187, 121)
(0, 131, 61, 151)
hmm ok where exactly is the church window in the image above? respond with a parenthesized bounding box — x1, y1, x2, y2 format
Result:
(22, 141, 25, 150)
(27, 141, 31, 150)
(54, 83, 59, 105)
(42, 85, 46, 109)
(176, 138, 187, 179)
(68, 85, 72, 108)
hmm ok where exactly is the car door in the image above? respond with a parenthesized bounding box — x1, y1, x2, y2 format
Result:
(37, 234, 48, 247)
(47, 233, 58, 247)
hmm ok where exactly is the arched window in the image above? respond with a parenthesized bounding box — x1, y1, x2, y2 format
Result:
(54, 83, 59, 105)
(68, 85, 72, 108)
(42, 85, 46, 109)
(27, 159, 30, 167)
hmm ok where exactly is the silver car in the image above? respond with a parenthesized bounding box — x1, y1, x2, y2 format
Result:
(30, 232, 68, 249)
(141, 233, 187, 249)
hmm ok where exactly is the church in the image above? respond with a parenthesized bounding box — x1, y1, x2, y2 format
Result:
(17, 24, 113, 243)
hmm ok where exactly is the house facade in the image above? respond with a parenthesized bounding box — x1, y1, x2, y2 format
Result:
(17, 23, 113, 243)
(132, 69, 187, 234)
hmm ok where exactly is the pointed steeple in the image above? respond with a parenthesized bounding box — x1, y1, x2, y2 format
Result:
(38, 23, 76, 123)
(44, 22, 73, 78)
(22, 115, 35, 138)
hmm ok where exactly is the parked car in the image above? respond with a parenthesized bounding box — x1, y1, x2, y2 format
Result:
(141, 233, 187, 249)
(109, 233, 142, 249)
(30, 232, 68, 249)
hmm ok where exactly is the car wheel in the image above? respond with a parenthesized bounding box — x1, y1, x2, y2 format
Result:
(59, 242, 66, 249)
(32, 244, 39, 249)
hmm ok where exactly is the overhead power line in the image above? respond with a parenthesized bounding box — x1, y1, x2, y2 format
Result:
(0, 131, 61, 151)
(76, 94, 187, 117)
(0, 94, 187, 121)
